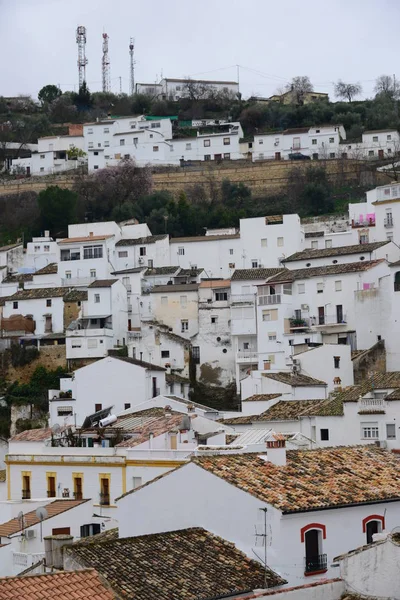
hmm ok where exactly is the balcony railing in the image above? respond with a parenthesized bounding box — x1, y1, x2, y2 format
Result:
(128, 330, 142, 339)
(22, 489, 31, 499)
(312, 314, 347, 326)
(258, 294, 281, 306)
(384, 217, 394, 228)
(289, 317, 310, 330)
(61, 276, 96, 286)
(99, 492, 110, 506)
(351, 218, 375, 228)
(231, 294, 255, 305)
(236, 350, 258, 363)
(304, 554, 327, 574)
(359, 398, 386, 411)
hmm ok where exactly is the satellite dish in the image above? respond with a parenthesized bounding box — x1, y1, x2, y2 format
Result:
(36, 507, 48, 521)
(52, 423, 61, 434)
(391, 526, 400, 534)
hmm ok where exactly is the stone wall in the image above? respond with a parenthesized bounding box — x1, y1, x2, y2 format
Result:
(353, 340, 386, 384)
(5, 344, 67, 385)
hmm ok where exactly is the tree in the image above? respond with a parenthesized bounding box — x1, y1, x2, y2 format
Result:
(37, 186, 78, 236)
(73, 81, 92, 111)
(38, 85, 61, 105)
(374, 75, 400, 100)
(285, 76, 314, 105)
(334, 80, 363, 102)
(49, 94, 78, 123)
(182, 78, 213, 101)
(67, 145, 86, 160)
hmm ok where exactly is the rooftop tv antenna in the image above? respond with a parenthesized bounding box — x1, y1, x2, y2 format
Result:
(76, 26, 88, 88)
(102, 32, 111, 93)
(129, 38, 136, 95)
(17, 511, 25, 533)
(36, 507, 48, 542)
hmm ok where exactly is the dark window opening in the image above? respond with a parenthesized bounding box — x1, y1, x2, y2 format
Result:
(320, 429, 329, 441)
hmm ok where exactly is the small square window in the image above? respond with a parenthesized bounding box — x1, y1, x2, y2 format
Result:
(259, 139, 264, 145)
(204, 154, 211, 161)
(251, 260, 258, 268)
(277, 237, 284, 247)
(94, 294, 100, 303)
(204, 139, 211, 147)
(46, 299, 52, 307)
(88, 128, 93, 134)
(88, 142, 94, 149)
(223, 138, 230, 146)
(261, 238, 267, 247)
(320, 429, 329, 441)
(317, 282, 324, 293)
(120, 139, 125, 146)
(373, 136, 378, 142)
(329, 137, 334, 143)
(211, 316, 218, 324)
(161, 350, 170, 359)
(124, 403, 131, 410)
(311, 240, 318, 249)
(118, 251, 128, 258)
(223, 153, 230, 159)
(329, 152, 335, 158)
(153, 146, 159, 152)
(325, 239, 332, 248)
(387, 134, 392, 141)
(312, 139, 317, 145)
(94, 151, 99, 156)
(186, 143, 191, 150)
(40, 167, 44, 172)
(93, 165, 99, 170)
(90, 270, 96, 278)
(369, 150, 374, 157)
(387, 423, 396, 439)
(268, 332, 277, 341)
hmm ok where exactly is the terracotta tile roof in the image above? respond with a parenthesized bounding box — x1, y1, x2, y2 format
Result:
(34, 263, 58, 275)
(385, 388, 400, 400)
(170, 234, 240, 243)
(226, 434, 240, 444)
(220, 398, 342, 425)
(199, 279, 230, 288)
(268, 260, 384, 282)
(283, 127, 310, 134)
(177, 267, 204, 276)
(10, 427, 55, 441)
(144, 266, 179, 275)
(111, 267, 146, 274)
(59, 235, 113, 244)
(231, 268, 286, 281)
(151, 283, 199, 293)
(0, 470, 5, 483)
(193, 446, 400, 513)
(262, 372, 326, 386)
(2, 273, 33, 283)
(332, 372, 400, 403)
(283, 241, 389, 263)
(88, 279, 118, 288)
(116, 413, 184, 447)
(112, 355, 166, 371)
(7, 287, 66, 300)
(166, 372, 190, 384)
(0, 569, 115, 600)
(0, 499, 89, 537)
(71, 528, 119, 546)
(242, 394, 282, 402)
(66, 527, 285, 599)
(116, 235, 168, 247)
(0, 296, 14, 307)
(63, 289, 88, 302)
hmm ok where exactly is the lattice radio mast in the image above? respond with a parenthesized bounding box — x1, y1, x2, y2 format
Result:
(76, 26, 88, 89)
(102, 32, 111, 93)
(129, 38, 136, 95)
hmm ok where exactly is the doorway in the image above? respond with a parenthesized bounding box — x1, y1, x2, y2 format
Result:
(366, 520, 380, 544)
(336, 304, 343, 323)
(378, 149, 384, 159)
(318, 306, 325, 325)
(275, 152, 281, 160)
(304, 529, 325, 573)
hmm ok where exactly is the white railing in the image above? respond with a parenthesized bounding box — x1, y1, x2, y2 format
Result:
(231, 294, 255, 304)
(360, 398, 386, 409)
(236, 351, 258, 363)
(67, 328, 113, 337)
(61, 276, 96, 286)
(13, 552, 45, 569)
(258, 294, 281, 306)
(128, 330, 142, 339)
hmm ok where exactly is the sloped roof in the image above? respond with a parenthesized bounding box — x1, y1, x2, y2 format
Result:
(112, 355, 166, 371)
(242, 394, 282, 402)
(177, 268, 205, 276)
(58, 235, 113, 244)
(65, 527, 285, 599)
(34, 263, 58, 275)
(151, 284, 199, 293)
(166, 373, 190, 384)
(0, 569, 115, 600)
(2, 273, 33, 283)
(268, 260, 384, 282)
(111, 267, 146, 274)
(88, 279, 118, 288)
(170, 234, 240, 243)
(262, 372, 326, 386)
(164, 395, 218, 413)
(116, 412, 184, 448)
(332, 372, 400, 403)
(199, 279, 230, 289)
(0, 499, 89, 537)
(116, 235, 168, 247)
(63, 289, 88, 302)
(193, 446, 400, 513)
(10, 427, 56, 442)
(144, 266, 179, 275)
(231, 268, 286, 281)
(6, 287, 66, 300)
(283, 241, 389, 263)
(0, 243, 22, 253)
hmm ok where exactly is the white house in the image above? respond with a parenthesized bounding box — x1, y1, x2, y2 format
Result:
(114, 234, 170, 271)
(12, 134, 86, 176)
(25, 233, 59, 271)
(116, 444, 400, 586)
(160, 78, 239, 101)
(148, 283, 199, 339)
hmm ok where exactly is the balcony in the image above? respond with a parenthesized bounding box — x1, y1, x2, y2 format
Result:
(258, 294, 281, 306)
(359, 397, 386, 412)
(236, 350, 258, 364)
(231, 294, 255, 305)
(99, 492, 110, 506)
(67, 328, 113, 337)
(304, 554, 327, 575)
(351, 218, 375, 228)
(128, 330, 142, 339)
(312, 314, 347, 327)
(22, 489, 31, 499)
(384, 217, 394, 228)
(289, 317, 310, 331)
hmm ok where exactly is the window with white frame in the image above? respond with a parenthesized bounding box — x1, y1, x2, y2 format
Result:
(139, 247, 146, 256)
(311, 241, 318, 249)
(88, 142, 93, 149)
(34, 245, 40, 252)
(317, 282, 324, 293)
(298, 283, 305, 294)
(178, 247, 185, 255)
(104, 141, 110, 147)
(94, 294, 100, 303)
(104, 128, 109, 133)
(88, 128, 93, 134)
(153, 146, 159, 152)
(186, 143, 192, 150)
(259, 139, 264, 144)
(251, 260, 258, 268)
(262, 309, 278, 321)
(204, 139, 211, 147)
(181, 320, 188, 332)
(335, 280, 342, 291)
(329, 137, 334, 143)
(277, 237, 284, 247)
(215, 291, 228, 301)
(229, 248, 234, 255)
(386, 423, 396, 439)
(84, 245, 103, 259)
(180, 295, 187, 308)
(118, 251, 128, 258)
(88, 339, 98, 349)
(120, 139, 125, 146)
(373, 136, 378, 142)
(65, 271, 71, 279)
(268, 332, 277, 341)
(330, 153, 335, 158)
(223, 138, 230, 146)
(261, 238, 267, 247)
(312, 139, 317, 145)
(361, 423, 379, 439)
(325, 239, 332, 248)
(90, 269, 96, 278)
(387, 134, 392, 141)
(223, 153, 230, 159)
(161, 296, 168, 305)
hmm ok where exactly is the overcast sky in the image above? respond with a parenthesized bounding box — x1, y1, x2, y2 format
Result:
(1, 0, 400, 101)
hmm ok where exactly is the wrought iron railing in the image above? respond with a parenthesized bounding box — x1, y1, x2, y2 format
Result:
(304, 554, 327, 574)
(99, 492, 110, 506)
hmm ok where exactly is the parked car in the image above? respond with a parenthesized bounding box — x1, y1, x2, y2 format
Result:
(288, 153, 311, 160)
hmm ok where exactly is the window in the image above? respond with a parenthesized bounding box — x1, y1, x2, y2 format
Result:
(262, 309, 278, 321)
(277, 237, 284, 247)
(34, 245, 41, 252)
(311, 240, 318, 249)
(148, 259, 153, 268)
(94, 151, 99, 156)
(178, 247, 185, 256)
(103, 127, 109, 134)
(120, 139, 125, 146)
(83, 245, 103, 259)
(373, 136, 378, 142)
(261, 238, 268, 247)
(181, 320, 188, 332)
(259, 139, 264, 145)
(118, 251, 128, 258)
(223, 153, 231, 159)
(298, 283, 305, 294)
(312, 139, 317, 145)
(293, 137, 301, 150)
(329, 137, 334, 143)
(204, 154, 211, 161)
(388, 148, 392, 154)
(387, 134, 392, 141)
(88, 339, 98, 349)
(180, 295, 187, 308)
(65, 271, 71, 279)
(369, 150, 374, 157)
(88, 128, 93, 134)
(161, 350, 170, 358)
(161, 296, 168, 305)
(40, 167, 45, 172)
(81, 523, 101, 538)
(94, 294, 100, 303)
(124, 403, 131, 411)
(251, 260, 258, 268)
(46, 299, 52, 307)
(334, 356, 340, 368)
(320, 429, 329, 441)
(40, 154, 45, 159)
(361, 423, 379, 439)
(88, 142, 94, 149)
(317, 282, 324, 293)
(90, 269, 96, 278)
(204, 139, 211, 147)
(387, 423, 396, 439)
(186, 143, 192, 150)
(229, 248, 234, 255)
(324, 240, 332, 249)
(93, 165, 99, 170)
(133, 137, 138, 145)
(268, 332, 277, 341)
(44, 245, 50, 252)
(153, 146, 159, 152)
(335, 280, 342, 292)
(139, 247, 146, 256)
(57, 406, 73, 416)
(192, 346, 200, 364)
(132, 477, 143, 489)
(329, 153, 335, 158)
(223, 137, 230, 146)
(215, 291, 228, 301)
(13, 301, 18, 309)
(211, 316, 218, 324)
(387, 233, 394, 241)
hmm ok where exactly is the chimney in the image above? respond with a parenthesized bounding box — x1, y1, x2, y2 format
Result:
(149, 432, 154, 449)
(266, 439, 287, 466)
(89, 232, 94, 237)
(44, 230, 50, 238)
(44, 534, 74, 569)
(164, 405, 172, 417)
(187, 403, 196, 416)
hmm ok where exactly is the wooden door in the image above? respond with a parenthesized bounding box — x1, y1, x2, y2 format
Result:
(318, 307, 325, 325)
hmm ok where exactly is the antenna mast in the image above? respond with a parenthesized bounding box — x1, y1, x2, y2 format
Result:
(76, 26, 88, 89)
(129, 38, 135, 95)
(102, 32, 111, 93)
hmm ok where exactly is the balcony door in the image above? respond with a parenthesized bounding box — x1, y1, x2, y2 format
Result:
(336, 305, 343, 323)
(318, 307, 325, 325)
(366, 520, 380, 544)
(47, 476, 56, 498)
(305, 529, 324, 574)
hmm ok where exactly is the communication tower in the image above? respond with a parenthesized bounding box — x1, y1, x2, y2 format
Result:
(102, 33, 111, 93)
(76, 26, 88, 89)
(129, 38, 136, 95)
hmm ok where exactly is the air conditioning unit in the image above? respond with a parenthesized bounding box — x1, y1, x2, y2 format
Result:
(301, 304, 309, 311)
(292, 359, 300, 366)
(138, 257, 144, 264)
(375, 440, 388, 449)
(274, 142, 279, 146)
(292, 364, 300, 373)
(25, 529, 36, 540)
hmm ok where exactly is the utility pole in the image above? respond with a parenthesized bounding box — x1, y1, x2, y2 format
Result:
(119, 76, 122, 94)
(76, 26, 88, 89)
(102, 32, 111, 93)
(129, 38, 136, 96)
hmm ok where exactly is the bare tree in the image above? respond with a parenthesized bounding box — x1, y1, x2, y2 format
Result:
(334, 80, 363, 102)
(374, 75, 400, 99)
(182, 78, 213, 101)
(285, 76, 314, 105)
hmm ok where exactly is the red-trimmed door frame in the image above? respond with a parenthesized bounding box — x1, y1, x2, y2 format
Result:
(300, 523, 326, 543)
(362, 514, 385, 533)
